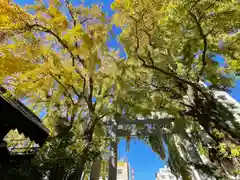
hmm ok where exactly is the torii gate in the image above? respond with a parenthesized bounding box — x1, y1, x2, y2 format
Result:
(89, 116, 174, 180)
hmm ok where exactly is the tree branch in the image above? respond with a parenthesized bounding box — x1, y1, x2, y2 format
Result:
(23, 74, 48, 84)
(103, 94, 114, 99)
(131, 16, 148, 67)
(68, 105, 76, 128)
(69, 85, 83, 100)
(97, 110, 114, 121)
(65, 0, 86, 67)
(132, 21, 208, 99)
(189, 0, 201, 12)
(142, 29, 155, 48)
(27, 23, 76, 66)
(80, 18, 93, 24)
(198, 0, 218, 21)
(65, 0, 76, 27)
(87, 76, 94, 111)
(129, 9, 209, 101)
(188, 11, 208, 81)
(35, 26, 87, 99)
(35, 100, 51, 103)
(50, 73, 75, 105)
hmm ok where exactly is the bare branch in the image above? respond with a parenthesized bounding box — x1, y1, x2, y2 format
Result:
(80, 18, 93, 24)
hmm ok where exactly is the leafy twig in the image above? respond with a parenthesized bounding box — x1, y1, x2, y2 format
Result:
(27, 24, 76, 65)
(131, 16, 209, 99)
(50, 73, 75, 105)
(188, 11, 208, 81)
(65, 0, 86, 67)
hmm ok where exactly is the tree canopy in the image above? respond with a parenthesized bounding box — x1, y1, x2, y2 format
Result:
(112, 0, 240, 178)
(1, 0, 122, 178)
(0, 0, 240, 179)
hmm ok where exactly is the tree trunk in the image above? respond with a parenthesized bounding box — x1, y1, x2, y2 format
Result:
(90, 159, 101, 180)
(108, 141, 118, 180)
(67, 143, 92, 180)
(67, 118, 97, 180)
(49, 166, 65, 180)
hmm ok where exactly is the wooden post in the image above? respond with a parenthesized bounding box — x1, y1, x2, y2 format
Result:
(108, 141, 118, 180)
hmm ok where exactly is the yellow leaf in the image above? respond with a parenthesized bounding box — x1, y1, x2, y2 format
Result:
(62, 60, 74, 73)
(82, 34, 93, 49)
(90, 5, 102, 17)
(73, 47, 89, 59)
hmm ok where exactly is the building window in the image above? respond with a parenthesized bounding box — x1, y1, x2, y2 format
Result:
(226, 102, 238, 109)
(160, 175, 166, 179)
(218, 95, 227, 100)
(117, 169, 123, 175)
(169, 175, 175, 179)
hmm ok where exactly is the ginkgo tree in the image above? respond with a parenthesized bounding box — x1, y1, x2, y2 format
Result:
(1, 0, 240, 179)
(0, 0, 126, 179)
(0, 0, 34, 81)
(112, 0, 240, 179)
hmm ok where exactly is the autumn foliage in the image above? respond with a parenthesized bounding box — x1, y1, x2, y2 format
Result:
(0, 0, 240, 179)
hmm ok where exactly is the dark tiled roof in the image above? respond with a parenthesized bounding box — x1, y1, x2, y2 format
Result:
(0, 85, 49, 146)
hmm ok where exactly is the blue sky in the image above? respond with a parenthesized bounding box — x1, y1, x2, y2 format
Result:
(13, 0, 240, 179)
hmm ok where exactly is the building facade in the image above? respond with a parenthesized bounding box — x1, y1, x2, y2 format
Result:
(117, 161, 132, 180)
(0, 86, 49, 177)
(155, 165, 206, 180)
(214, 90, 240, 122)
(98, 161, 133, 180)
(156, 89, 240, 180)
(185, 89, 240, 180)
(156, 166, 180, 180)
